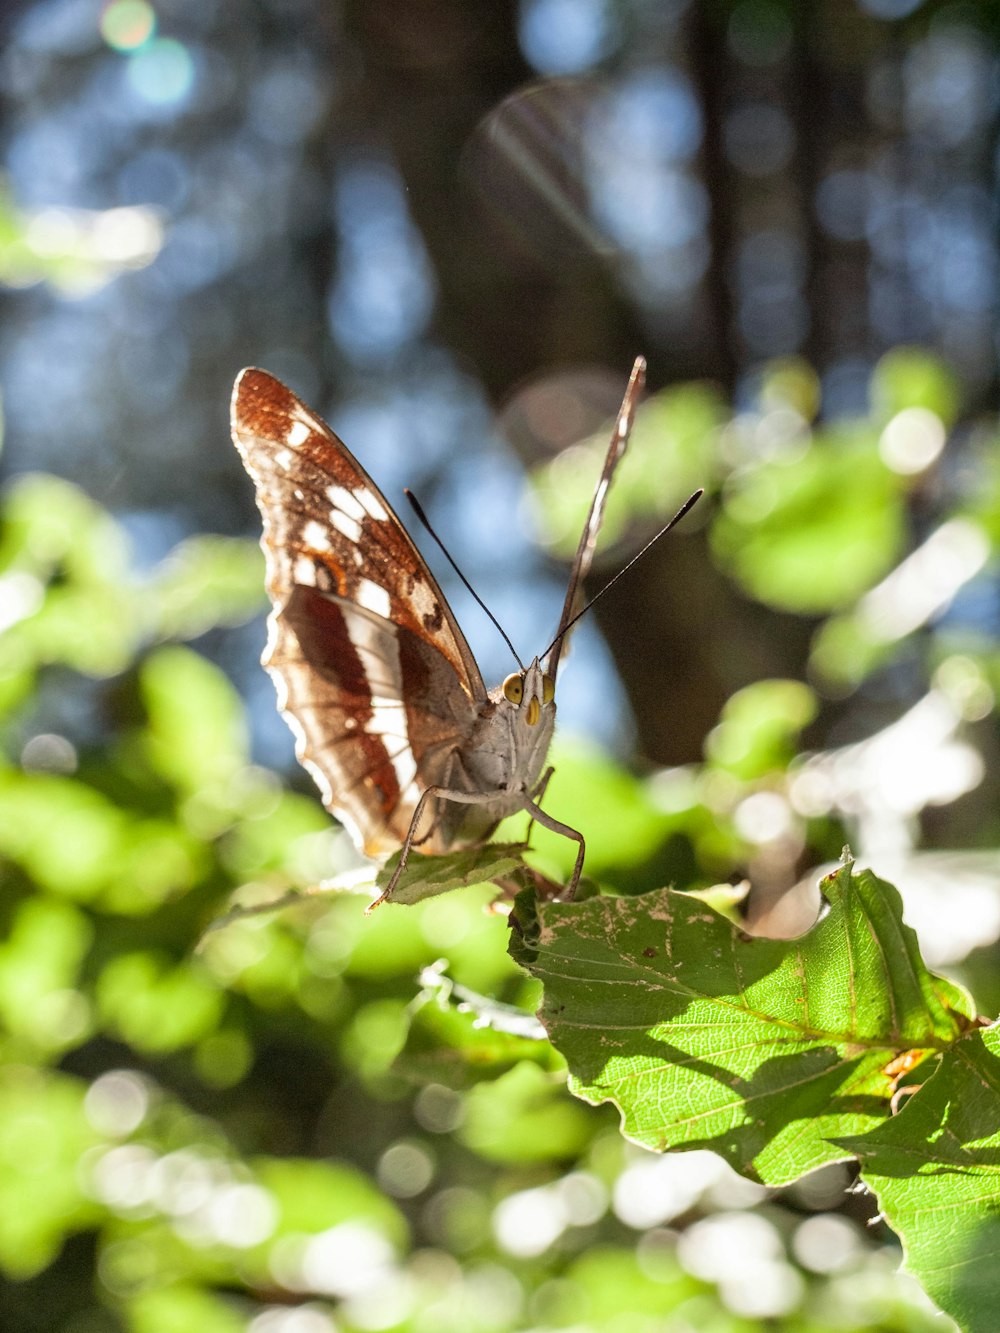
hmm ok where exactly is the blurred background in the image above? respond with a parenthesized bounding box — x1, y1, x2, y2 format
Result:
(1, 0, 999, 1329)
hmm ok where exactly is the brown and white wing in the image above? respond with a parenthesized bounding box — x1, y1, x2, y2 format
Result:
(231, 367, 487, 856)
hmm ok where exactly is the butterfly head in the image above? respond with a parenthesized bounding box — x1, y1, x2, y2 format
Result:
(501, 658, 556, 728)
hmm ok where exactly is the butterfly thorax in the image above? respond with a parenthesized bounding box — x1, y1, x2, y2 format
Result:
(436, 657, 556, 844)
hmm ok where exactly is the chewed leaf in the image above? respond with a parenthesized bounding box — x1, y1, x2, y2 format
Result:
(509, 862, 976, 1186)
(371, 842, 531, 909)
(837, 1023, 999, 1333)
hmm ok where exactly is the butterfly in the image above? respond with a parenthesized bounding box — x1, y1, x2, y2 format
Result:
(230, 357, 699, 907)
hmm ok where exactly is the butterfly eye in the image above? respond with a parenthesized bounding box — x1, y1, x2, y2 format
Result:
(542, 673, 555, 704)
(502, 672, 524, 704)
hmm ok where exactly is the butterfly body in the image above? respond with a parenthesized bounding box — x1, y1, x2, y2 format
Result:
(448, 656, 557, 831)
(231, 358, 683, 904)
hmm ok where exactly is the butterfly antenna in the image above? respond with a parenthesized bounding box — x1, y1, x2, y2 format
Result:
(541, 488, 704, 663)
(404, 489, 526, 671)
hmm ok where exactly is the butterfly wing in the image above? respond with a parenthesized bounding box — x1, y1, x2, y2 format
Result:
(231, 367, 488, 856)
(545, 356, 646, 679)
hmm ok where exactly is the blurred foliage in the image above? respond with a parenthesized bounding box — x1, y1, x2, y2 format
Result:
(5, 345, 1000, 1330)
(0, 187, 162, 295)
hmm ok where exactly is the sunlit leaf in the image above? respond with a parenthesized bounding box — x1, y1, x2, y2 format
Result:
(15, 583, 138, 675)
(127, 1284, 245, 1333)
(0, 898, 92, 1053)
(711, 430, 905, 613)
(759, 356, 821, 421)
(460, 1061, 597, 1164)
(219, 790, 330, 876)
(0, 772, 202, 912)
(0, 475, 137, 675)
(532, 382, 719, 555)
(705, 678, 817, 778)
(340, 997, 410, 1080)
(254, 1156, 407, 1244)
(0, 474, 130, 585)
(871, 347, 960, 428)
(140, 647, 248, 795)
(0, 773, 128, 901)
(147, 535, 265, 640)
(0, 1068, 102, 1277)
(103, 820, 205, 914)
(97, 952, 224, 1053)
(373, 842, 530, 907)
(564, 1246, 703, 1321)
(809, 611, 893, 691)
(510, 863, 975, 1184)
(345, 884, 524, 993)
(838, 1023, 1000, 1333)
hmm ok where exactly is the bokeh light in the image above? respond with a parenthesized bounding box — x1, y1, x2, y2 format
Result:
(518, 0, 620, 76)
(126, 37, 195, 108)
(100, 0, 156, 52)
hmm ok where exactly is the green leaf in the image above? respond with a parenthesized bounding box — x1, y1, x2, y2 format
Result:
(838, 1024, 1000, 1333)
(871, 347, 960, 428)
(140, 647, 248, 795)
(127, 1284, 246, 1333)
(0, 772, 202, 911)
(460, 1061, 596, 1163)
(14, 582, 138, 675)
(219, 789, 330, 875)
(97, 952, 224, 1053)
(809, 610, 894, 692)
(0, 475, 138, 675)
(146, 535, 265, 640)
(372, 842, 529, 907)
(531, 382, 720, 555)
(759, 355, 821, 420)
(0, 899, 92, 1053)
(0, 773, 128, 901)
(0, 474, 129, 586)
(711, 430, 905, 613)
(563, 1245, 703, 1322)
(510, 863, 975, 1185)
(254, 1156, 407, 1244)
(705, 678, 817, 778)
(0, 1068, 102, 1277)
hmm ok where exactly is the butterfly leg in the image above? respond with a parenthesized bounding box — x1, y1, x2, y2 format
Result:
(367, 784, 522, 912)
(521, 796, 585, 900)
(524, 766, 554, 845)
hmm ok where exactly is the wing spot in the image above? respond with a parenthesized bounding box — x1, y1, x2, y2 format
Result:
(330, 509, 362, 543)
(287, 418, 310, 447)
(293, 555, 316, 585)
(327, 484, 366, 522)
(357, 578, 392, 619)
(302, 519, 331, 551)
(274, 448, 293, 470)
(355, 488, 389, 522)
(411, 579, 438, 621)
